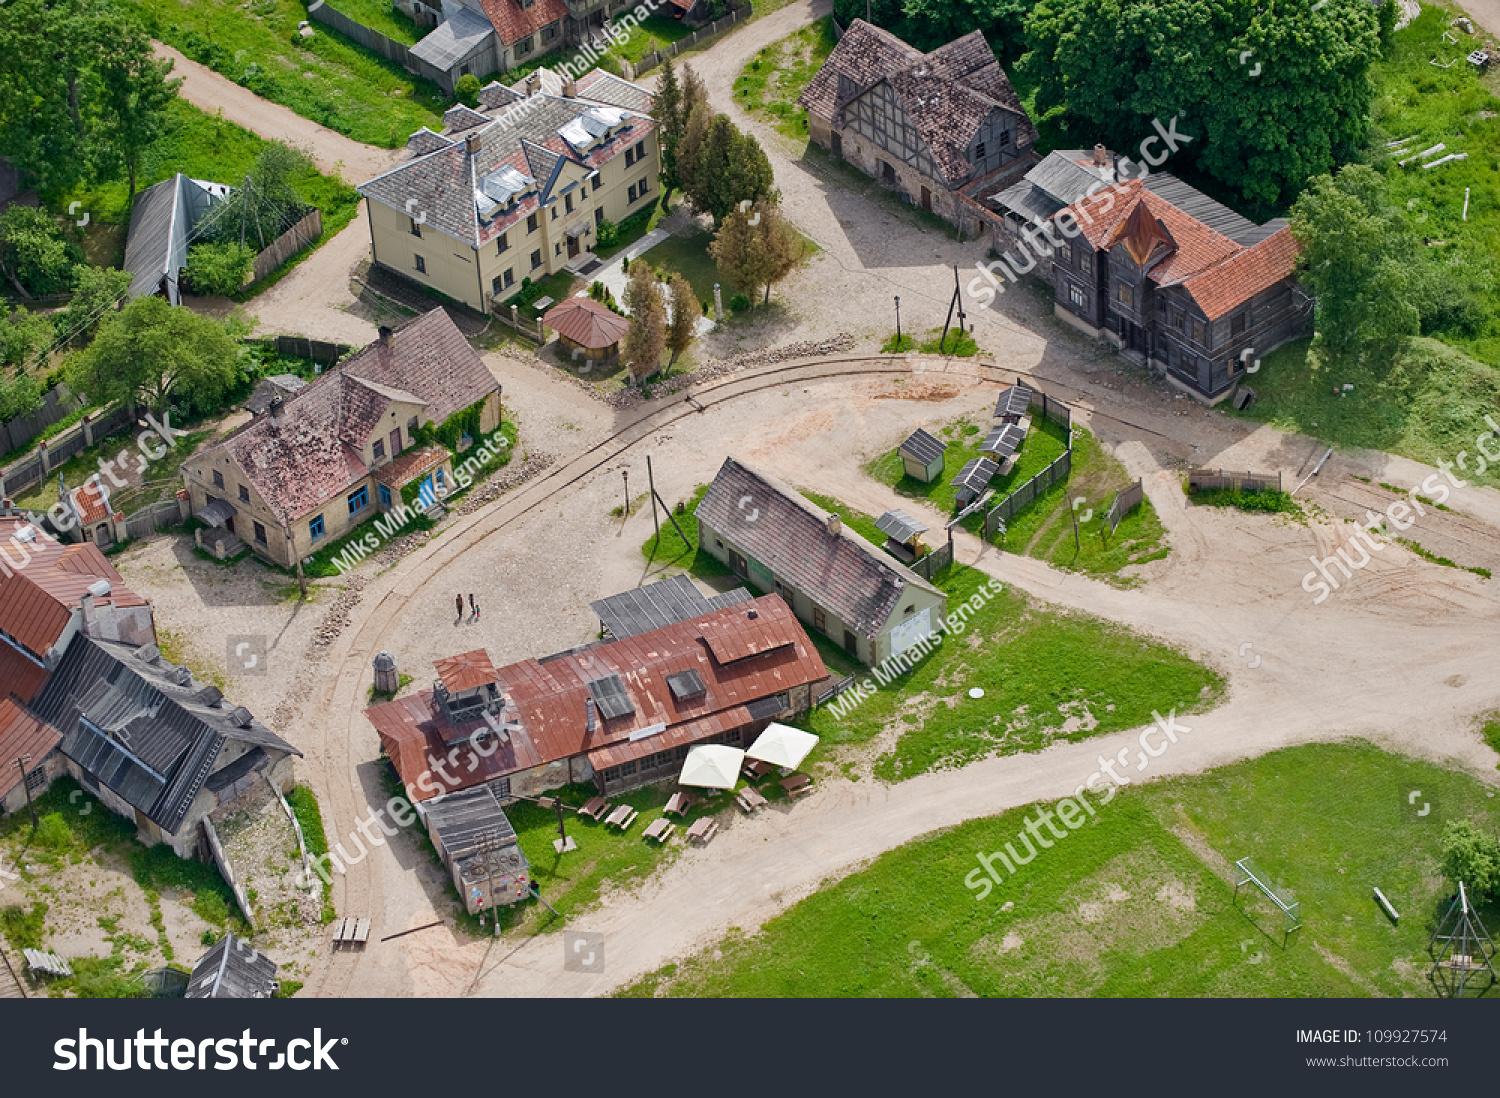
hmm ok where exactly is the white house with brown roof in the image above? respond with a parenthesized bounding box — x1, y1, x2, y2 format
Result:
(695, 458, 947, 667)
(799, 20, 1037, 227)
(358, 68, 659, 315)
(180, 309, 501, 567)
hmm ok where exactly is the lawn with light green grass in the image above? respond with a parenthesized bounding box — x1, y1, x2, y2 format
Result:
(620, 741, 1500, 996)
(733, 16, 837, 140)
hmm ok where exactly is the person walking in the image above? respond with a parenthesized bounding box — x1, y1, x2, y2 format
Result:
(456, 593, 464, 622)
(469, 594, 480, 621)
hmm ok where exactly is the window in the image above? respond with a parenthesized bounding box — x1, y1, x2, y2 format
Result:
(373, 439, 385, 461)
(253, 521, 267, 545)
(595, 207, 604, 227)
(628, 183, 637, 203)
(348, 486, 368, 515)
(653, 751, 673, 768)
(620, 760, 637, 777)
(309, 515, 325, 541)
(24, 766, 45, 794)
(1070, 284, 1087, 309)
(531, 249, 542, 269)
(999, 131, 1011, 147)
(1079, 249, 1091, 273)
(415, 254, 426, 274)
(527, 212, 538, 233)
(1191, 318, 1207, 345)
(212, 470, 224, 490)
(550, 206, 558, 221)
(554, 243, 562, 256)
(497, 232, 509, 254)
(593, 175, 604, 194)
(1157, 297, 1167, 315)
(435, 469, 446, 489)
(504, 268, 515, 288)
(1116, 281, 1134, 308)
(543, 24, 555, 40)
(625, 146, 635, 167)
(638, 175, 649, 194)
(1230, 311, 1247, 337)
(238, 484, 250, 504)
(407, 416, 419, 436)
(518, 35, 533, 54)
(492, 275, 505, 296)
(565, 192, 573, 214)
(812, 606, 826, 632)
(1172, 308, 1185, 332)
(379, 484, 392, 509)
(974, 141, 986, 160)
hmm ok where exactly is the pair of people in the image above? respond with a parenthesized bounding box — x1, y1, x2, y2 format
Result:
(455, 593, 481, 622)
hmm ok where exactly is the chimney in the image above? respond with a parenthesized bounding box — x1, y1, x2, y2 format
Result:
(79, 591, 94, 630)
(563, 76, 576, 98)
(378, 325, 393, 345)
(465, 132, 481, 155)
(526, 73, 541, 96)
(826, 513, 842, 537)
(269, 394, 284, 419)
(1111, 151, 1119, 182)
(1093, 144, 1107, 167)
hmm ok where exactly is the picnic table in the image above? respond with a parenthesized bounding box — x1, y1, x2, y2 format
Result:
(685, 818, 719, 845)
(664, 792, 696, 817)
(780, 773, 813, 797)
(742, 758, 774, 781)
(580, 796, 611, 820)
(735, 786, 768, 814)
(642, 818, 675, 843)
(605, 804, 639, 831)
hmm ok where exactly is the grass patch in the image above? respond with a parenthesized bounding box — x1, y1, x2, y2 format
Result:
(368, 672, 414, 704)
(619, 741, 1500, 996)
(120, 0, 445, 148)
(1394, 537, 1491, 579)
(327, 0, 424, 44)
(287, 785, 336, 923)
(635, 227, 724, 306)
(515, 271, 583, 321)
(1482, 713, 1500, 767)
(0, 902, 48, 951)
(1188, 487, 1304, 517)
(881, 333, 916, 353)
(639, 483, 732, 581)
(1238, 337, 1500, 491)
(917, 327, 979, 357)
(798, 566, 1224, 781)
(733, 17, 837, 140)
(607, 12, 695, 64)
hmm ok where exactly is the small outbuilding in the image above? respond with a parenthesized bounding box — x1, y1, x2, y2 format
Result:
(544, 297, 630, 363)
(420, 783, 530, 914)
(993, 384, 1033, 424)
(186, 935, 278, 999)
(898, 427, 947, 483)
(951, 457, 999, 505)
(875, 509, 929, 564)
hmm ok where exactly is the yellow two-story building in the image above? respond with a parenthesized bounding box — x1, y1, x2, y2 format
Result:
(358, 68, 661, 316)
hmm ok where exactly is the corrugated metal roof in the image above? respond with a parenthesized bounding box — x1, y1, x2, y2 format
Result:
(590, 575, 753, 640)
(435, 649, 499, 693)
(952, 457, 999, 494)
(422, 783, 524, 862)
(186, 935, 277, 999)
(0, 699, 61, 801)
(876, 509, 928, 544)
(899, 427, 947, 466)
(409, 4, 494, 69)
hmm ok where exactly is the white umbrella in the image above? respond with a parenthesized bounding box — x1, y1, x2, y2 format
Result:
(745, 723, 819, 770)
(679, 744, 745, 790)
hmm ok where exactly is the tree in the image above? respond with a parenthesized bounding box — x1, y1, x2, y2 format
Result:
(0, 206, 76, 299)
(1289, 165, 1420, 361)
(688, 114, 775, 226)
(665, 274, 697, 367)
(70, 295, 241, 414)
(753, 202, 804, 305)
(1020, 0, 1381, 213)
(709, 199, 804, 306)
(0, 306, 51, 421)
(455, 73, 481, 108)
(653, 58, 684, 193)
(61, 266, 132, 346)
(183, 242, 256, 297)
(207, 142, 314, 249)
(1439, 820, 1500, 902)
(620, 263, 666, 384)
(93, 23, 182, 200)
(675, 100, 713, 212)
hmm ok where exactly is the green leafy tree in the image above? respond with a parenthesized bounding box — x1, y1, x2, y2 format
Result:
(620, 262, 666, 383)
(0, 206, 76, 299)
(689, 115, 775, 226)
(676, 100, 713, 206)
(709, 198, 804, 306)
(93, 23, 182, 199)
(69, 295, 241, 414)
(665, 273, 698, 367)
(455, 73, 481, 108)
(1289, 165, 1420, 361)
(208, 142, 314, 249)
(1439, 820, 1500, 901)
(0, 306, 51, 421)
(753, 202, 804, 305)
(183, 242, 256, 297)
(61, 266, 132, 346)
(1020, 0, 1380, 213)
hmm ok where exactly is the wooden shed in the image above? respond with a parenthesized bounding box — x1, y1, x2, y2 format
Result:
(899, 427, 947, 483)
(544, 297, 630, 363)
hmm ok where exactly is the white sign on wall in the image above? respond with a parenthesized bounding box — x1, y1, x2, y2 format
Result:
(888, 606, 933, 657)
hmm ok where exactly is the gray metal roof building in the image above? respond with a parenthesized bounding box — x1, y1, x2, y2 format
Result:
(951, 457, 999, 501)
(122, 174, 233, 305)
(899, 427, 947, 467)
(876, 509, 928, 545)
(186, 935, 277, 999)
(589, 575, 753, 641)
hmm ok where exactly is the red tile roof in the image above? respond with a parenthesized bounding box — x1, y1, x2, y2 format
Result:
(1178, 226, 1302, 320)
(543, 297, 629, 349)
(435, 649, 499, 693)
(0, 517, 148, 660)
(375, 445, 448, 489)
(0, 698, 60, 801)
(367, 594, 828, 801)
(70, 478, 111, 527)
(478, 0, 568, 47)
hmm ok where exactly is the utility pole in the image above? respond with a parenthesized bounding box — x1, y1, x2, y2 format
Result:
(646, 455, 660, 546)
(282, 517, 306, 599)
(894, 295, 901, 344)
(12, 756, 35, 827)
(621, 469, 630, 517)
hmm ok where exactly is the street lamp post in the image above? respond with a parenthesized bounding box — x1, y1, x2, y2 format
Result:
(12, 755, 35, 827)
(894, 296, 902, 344)
(622, 469, 630, 517)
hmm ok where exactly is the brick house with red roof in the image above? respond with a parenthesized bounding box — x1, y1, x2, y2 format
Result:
(798, 20, 1037, 227)
(367, 593, 828, 799)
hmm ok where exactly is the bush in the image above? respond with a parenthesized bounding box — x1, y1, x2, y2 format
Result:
(596, 218, 620, 248)
(183, 242, 256, 296)
(33, 812, 74, 851)
(729, 292, 751, 313)
(455, 73, 481, 107)
(1439, 819, 1500, 900)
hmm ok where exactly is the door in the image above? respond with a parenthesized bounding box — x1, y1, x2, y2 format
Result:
(390, 428, 402, 455)
(730, 551, 748, 578)
(921, 186, 932, 212)
(843, 629, 858, 655)
(568, 235, 580, 259)
(831, 132, 842, 158)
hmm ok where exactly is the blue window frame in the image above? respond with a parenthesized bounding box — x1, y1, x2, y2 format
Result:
(379, 484, 392, 509)
(309, 515, 325, 541)
(435, 469, 446, 488)
(348, 485, 369, 515)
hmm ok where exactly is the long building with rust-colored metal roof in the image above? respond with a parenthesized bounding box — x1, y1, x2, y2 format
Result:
(367, 592, 828, 799)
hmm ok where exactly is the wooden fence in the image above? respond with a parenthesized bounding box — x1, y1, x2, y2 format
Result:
(1187, 468, 1283, 494)
(251, 209, 323, 284)
(625, 3, 751, 78)
(814, 673, 857, 706)
(0, 383, 87, 458)
(0, 403, 133, 500)
(1105, 478, 1144, 537)
(124, 500, 183, 540)
(911, 539, 953, 581)
(265, 335, 351, 366)
(308, 0, 412, 66)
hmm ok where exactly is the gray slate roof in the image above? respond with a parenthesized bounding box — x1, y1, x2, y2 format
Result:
(695, 458, 941, 639)
(590, 575, 753, 640)
(187, 935, 277, 999)
(30, 637, 299, 836)
(899, 427, 946, 466)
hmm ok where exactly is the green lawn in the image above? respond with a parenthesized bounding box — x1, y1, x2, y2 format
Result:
(13, 428, 213, 514)
(734, 16, 837, 140)
(608, 12, 696, 64)
(120, 0, 445, 147)
(1235, 337, 1500, 490)
(326, 0, 424, 44)
(637, 228, 725, 308)
(620, 741, 1500, 996)
(639, 483, 732, 582)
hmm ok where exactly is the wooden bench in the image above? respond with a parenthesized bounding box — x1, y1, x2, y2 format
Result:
(333, 917, 371, 949)
(643, 818, 675, 843)
(580, 796, 611, 821)
(664, 792, 696, 818)
(780, 773, 813, 797)
(686, 818, 719, 845)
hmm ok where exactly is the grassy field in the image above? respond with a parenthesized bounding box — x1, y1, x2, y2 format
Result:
(329, 0, 424, 44)
(609, 13, 697, 64)
(620, 741, 1500, 996)
(120, 0, 445, 147)
(13, 428, 213, 514)
(637, 228, 724, 306)
(734, 16, 837, 140)
(1236, 337, 1500, 491)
